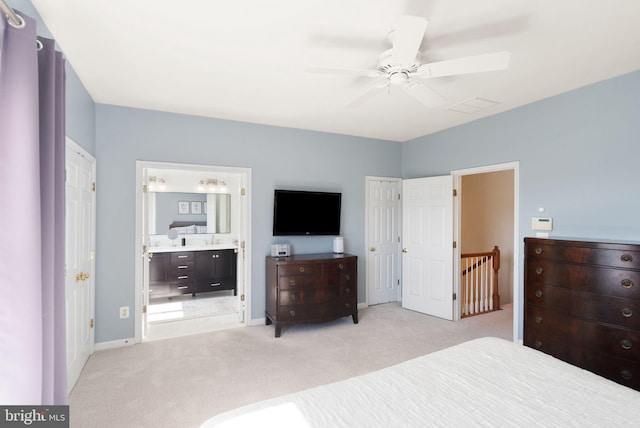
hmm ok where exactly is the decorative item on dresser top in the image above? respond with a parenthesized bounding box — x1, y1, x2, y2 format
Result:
(265, 253, 358, 337)
(524, 237, 640, 391)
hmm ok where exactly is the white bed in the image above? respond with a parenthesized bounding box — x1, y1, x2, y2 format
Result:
(201, 337, 640, 427)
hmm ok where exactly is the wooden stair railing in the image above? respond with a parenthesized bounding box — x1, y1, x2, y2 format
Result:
(460, 246, 500, 318)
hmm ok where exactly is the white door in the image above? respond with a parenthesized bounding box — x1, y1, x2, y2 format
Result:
(366, 178, 401, 305)
(401, 176, 454, 320)
(65, 140, 95, 391)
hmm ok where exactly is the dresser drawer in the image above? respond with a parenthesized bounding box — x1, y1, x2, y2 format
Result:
(278, 263, 323, 277)
(171, 260, 194, 272)
(195, 277, 235, 293)
(278, 299, 356, 322)
(525, 304, 640, 360)
(526, 284, 640, 328)
(526, 260, 640, 299)
(525, 334, 640, 390)
(527, 242, 640, 270)
(277, 274, 323, 289)
(280, 285, 355, 306)
(170, 251, 194, 263)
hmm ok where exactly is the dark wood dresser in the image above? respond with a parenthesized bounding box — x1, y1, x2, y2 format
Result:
(524, 237, 640, 390)
(265, 253, 358, 337)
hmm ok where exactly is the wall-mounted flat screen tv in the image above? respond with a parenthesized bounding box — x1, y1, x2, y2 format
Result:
(273, 189, 341, 236)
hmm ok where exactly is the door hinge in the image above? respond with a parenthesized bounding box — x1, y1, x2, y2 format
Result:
(397, 236, 400, 243)
(143, 305, 147, 314)
(240, 188, 246, 196)
(398, 193, 401, 200)
(89, 318, 94, 328)
(142, 184, 148, 193)
(453, 241, 457, 249)
(92, 182, 96, 192)
(240, 294, 245, 302)
(453, 189, 457, 197)
(142, 245, 147, 255)
(453, 293, 457, 301)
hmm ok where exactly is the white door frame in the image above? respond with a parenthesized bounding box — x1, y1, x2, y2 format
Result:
(133, 160, 252, 343)
(65, 137, 96, 390)
(452, 161, 519, 342)
(364, 176, 402, 305)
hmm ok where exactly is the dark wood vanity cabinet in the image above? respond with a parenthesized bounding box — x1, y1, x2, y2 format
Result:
(195, 249, 237, 295)
(524, 237, 640, 391)
(149, 249, 237, 299)
(149, 251, 196, 298)
(265, 253, 358, 337)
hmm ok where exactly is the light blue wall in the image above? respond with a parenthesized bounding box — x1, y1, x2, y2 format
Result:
(94, 105, 402, 342)
(403, 70, 640, 338)
(13, 0, 96, 154)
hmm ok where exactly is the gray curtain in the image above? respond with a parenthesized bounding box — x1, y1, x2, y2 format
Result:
(0, 10, 67, 404)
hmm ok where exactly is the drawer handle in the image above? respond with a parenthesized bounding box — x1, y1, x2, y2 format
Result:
(339, 263, 344, 269)
(299, 267, 305, 273)
(289, 310, 296, 317)
(290, 294, 296, 301)
(290, 280, 296, 286)
(535, 267, 544, 275)
(178, 255, 188, 258)
(210, 283, 221, 287)
(178, 275, 189, 279)
(212, 254, 219, 258)
(535, 247, 543, 255)
(621, 254, 633, 263)
(535, 290, 543, 298)
(621, 370, 633, 380)
(620, 340, 633, 350)
(535, 316, 542, 324)
(177, 285, 189, 290)
(345, 287, 350, 294)
(621, 279, 633, 289)
(345, 274, 351, 281)
(534, 340, 542, 348)
(621, 308, 633, 318)
(178, 265, 189, 269)
(345, 302, 350, 308)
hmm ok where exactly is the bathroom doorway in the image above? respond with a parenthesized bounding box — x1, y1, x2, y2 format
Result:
(134, 161, 252, 342)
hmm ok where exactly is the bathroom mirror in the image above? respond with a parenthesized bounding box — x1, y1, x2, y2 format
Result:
(151, 192, 231, 234)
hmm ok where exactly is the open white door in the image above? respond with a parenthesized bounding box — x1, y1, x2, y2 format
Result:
(401, 176, 454, 320)
(65, 139, 95, 391)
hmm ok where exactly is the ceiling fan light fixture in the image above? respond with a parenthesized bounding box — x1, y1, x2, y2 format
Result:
(389, 72, 408, 86)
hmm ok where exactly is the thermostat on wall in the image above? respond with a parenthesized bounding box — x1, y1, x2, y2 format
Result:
(532, 217, 553, 231)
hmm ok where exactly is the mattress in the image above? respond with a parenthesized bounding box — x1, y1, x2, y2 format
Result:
(200, 337, 640, 427)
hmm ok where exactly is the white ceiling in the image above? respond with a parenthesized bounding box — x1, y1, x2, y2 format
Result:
(31, 0, 640, 142)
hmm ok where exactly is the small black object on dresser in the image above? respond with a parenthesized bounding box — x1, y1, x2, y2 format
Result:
(524, 237, 640, 391)
(265, 253, 358, 337)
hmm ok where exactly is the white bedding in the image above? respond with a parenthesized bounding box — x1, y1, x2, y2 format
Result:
(200, 337, 640, 427)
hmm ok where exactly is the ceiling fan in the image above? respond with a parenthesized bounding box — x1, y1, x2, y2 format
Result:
(309, 15, 511, 108)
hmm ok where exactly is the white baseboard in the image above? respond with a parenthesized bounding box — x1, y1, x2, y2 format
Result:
(249, 317, 266, 327)
(94, 337, 136, 351)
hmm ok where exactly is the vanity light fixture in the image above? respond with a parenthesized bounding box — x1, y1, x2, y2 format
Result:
(199, 179, 227, 193)
(148, 176, 166, 191)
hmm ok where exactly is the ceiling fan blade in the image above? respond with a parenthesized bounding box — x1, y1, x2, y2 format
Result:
(391, 16, 428, 64)
(347, 79, 390, 108)
(417, 51, 511, 78)
(402, 80, 446, 107)
(306, 66, 383, 78)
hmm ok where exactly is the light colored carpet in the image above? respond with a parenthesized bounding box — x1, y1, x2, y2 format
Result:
(69, 302, 513, 428)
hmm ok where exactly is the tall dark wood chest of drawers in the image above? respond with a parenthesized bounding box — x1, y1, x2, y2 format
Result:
(524, 237, 640, 391)
(265, 253, 358, 337)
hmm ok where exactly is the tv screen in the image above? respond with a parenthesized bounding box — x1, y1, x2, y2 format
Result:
(273, 189, 341, 236)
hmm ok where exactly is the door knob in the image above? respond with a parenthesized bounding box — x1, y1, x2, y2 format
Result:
(402, 248, 408, 253)
(369, 247, 376, 252)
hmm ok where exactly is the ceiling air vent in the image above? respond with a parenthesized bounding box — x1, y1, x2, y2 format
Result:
(448, 97, 499, 114)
